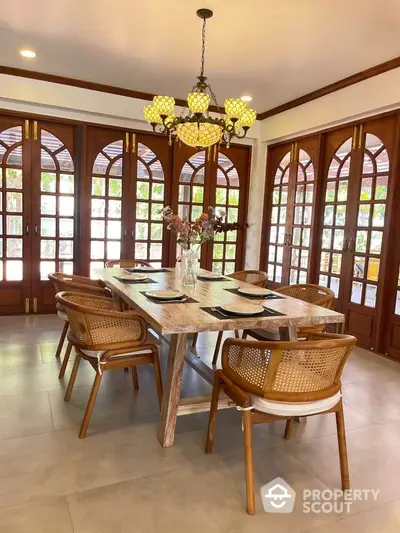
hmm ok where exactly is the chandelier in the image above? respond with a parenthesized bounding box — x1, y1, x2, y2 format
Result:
(143, 8, 257, 149)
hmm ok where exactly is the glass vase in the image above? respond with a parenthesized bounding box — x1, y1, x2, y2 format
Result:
(181, 247, 199, 287)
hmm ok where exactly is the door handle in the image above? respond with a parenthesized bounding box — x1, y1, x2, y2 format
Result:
(287, 233, 292, 246)
(124, 228, 128, 239)
(284, 233, 288, 245)
(343, 238, 348, 252)
(131, 229, 134, 240)
(34, 224, 38, 236)
(25, 223, 29, 236)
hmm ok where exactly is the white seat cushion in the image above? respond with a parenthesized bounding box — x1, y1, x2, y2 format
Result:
(80, 348, 152, 360)
(57, 310, 68, 322)
(250, 391, 341, 416)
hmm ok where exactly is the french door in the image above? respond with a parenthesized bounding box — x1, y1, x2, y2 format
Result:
(263, 135, 320, 287)
(170, 143, 249, 273)
(0, 116, 75, 314)
(317, 116, 397, 348)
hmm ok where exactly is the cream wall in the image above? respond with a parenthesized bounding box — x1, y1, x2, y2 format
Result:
(0, 74, 261, 267)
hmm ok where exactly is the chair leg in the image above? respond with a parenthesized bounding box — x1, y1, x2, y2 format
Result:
(152, 351, 163, 410)
(58, 342, 73, 379)
(284, 418, 293, 440)
(234, 330, 240, 338)
(243, 410, 256, 515)
(124, 367, 129, 373)
(205, 373, 221, 454)
(242, 330, 248, 340)
(212, 331, 224, 366)
(131, 366, 139, 390)
(191, 333, 199, 348)
(335, 400, 350, 490)
(64, 353, 81, 401)
(79, 373, 103, 439)
(55, 321, 69, 358)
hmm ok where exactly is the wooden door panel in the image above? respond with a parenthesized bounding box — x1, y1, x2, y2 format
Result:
(0, 117, 32, 314)
(30, 122, 76, 313)
(207, 144, 251, 275)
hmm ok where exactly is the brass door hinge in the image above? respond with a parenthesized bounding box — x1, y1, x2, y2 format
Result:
(131, 133, 136, 153)
(33, 121, 38, 141)
(24, 298, 30, 313)
(24, 120, 30, 140)
(358, 124, 364, 149)
(352, 126, 357, 150)
(125, 132, 129, 152)
(33, 297, 38, 313)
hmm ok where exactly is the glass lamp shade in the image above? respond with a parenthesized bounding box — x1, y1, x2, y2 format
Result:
(187, 92, 211, 113)
(164, 114, 176, 128)
(224, 98, 247, 119)
(238, 109, 257, 128)
(153, 96, 175, 116)
(176, 122, 222, 148)
(144, 104, 162, 124)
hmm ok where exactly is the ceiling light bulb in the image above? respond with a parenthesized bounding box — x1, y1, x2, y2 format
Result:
(20, 49, 36, 58)
(240, 95, 252, 102)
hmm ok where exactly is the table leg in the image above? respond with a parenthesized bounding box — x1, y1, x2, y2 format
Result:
(157, 333, 188, 447)
(279, 325, 298, 341)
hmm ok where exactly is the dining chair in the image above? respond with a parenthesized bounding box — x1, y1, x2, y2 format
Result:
(193, 270, 268, 364)
(105, 259, 151, 268)
(205, 333, 356, 514)
(56, 291, 163, 439)
(48, 273, 112, 378)
(243, 284, 335, 342)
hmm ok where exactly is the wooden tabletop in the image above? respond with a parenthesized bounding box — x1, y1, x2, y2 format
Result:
(96, 268, 345, 335)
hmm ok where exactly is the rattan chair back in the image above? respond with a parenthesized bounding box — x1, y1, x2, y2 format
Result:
(229, 270, 268, 287)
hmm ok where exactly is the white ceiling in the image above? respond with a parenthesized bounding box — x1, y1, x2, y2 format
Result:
(1, 0, 400, 113)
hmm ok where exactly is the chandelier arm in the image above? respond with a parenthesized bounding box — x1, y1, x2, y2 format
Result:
(200, 17, 206, 78)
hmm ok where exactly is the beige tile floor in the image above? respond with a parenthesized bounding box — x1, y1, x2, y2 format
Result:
(0, 315, 400, 532)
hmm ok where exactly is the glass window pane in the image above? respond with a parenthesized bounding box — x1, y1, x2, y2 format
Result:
(291, 248, 299, 267)
(319, 275, 328, 287)
(227, 208, 238, 224)
(6, 169, 23, 189)
(337, 181, 348, 202)
(290, 269, 298, 284)
(136, 222, 148, 240)
(6, 215, 22, 235)
(90, 261, 104, 279)
(331, 253, 342, 275)
(213, 244, 224, 260)
(92, 177, 106, 196)
(39, 261, 55, 281)
(300, 249, 309, 269)
(136, 202, 149, 220)
(108, 200, 121, 219)
(191, 205, 202, 221)
(225, 262, 235, 275)
(299, 270, 307, 283)
(333, 230, 344, 251)
(372, 204, 385, 227)
(137, 161, 149, 180)
(137, 181, 149, 200)
(395, 291, 400, 315)
(228, 189, 239, 206)
(6, 238, 23, 258)
(296, 185, 304, 203)
(59, 197, 74, 217)
(91, 220, 105, 238)
(107, 220, 121, 239)
(192, 186, 204, 204)
(150, 223, 163, 240)
(325, 182, 336, 202)
(375, 149, 389, 173)
(294, 207, 303, 224)
(323, 206, 334, 226)
(351, 281, 362, 304)
(40, 239, 56, 259)
(362, 154, 374, 174)
(179, 185, 191, 202)
(152, 183, 164, 201)
(109, 178, 122, 197)
(322, 229, 332, 249)
(268, 245, 275, 262)
(330, 277, 340, 298)
(320, 251, 330, 272)
(7, 192, 23, 212)
(305, 184, 314, 203)
(59, 218, 74, 238)
(150, 203, 163, 221)
(292, 228, 301, 246)
(178, 204, 190, 220)
(41, 217, 56, 237)
(276, 246, 283, 263)
(269, 226, 277, 244)
(41, 195, 56, 215)
(375, 176, 388, 200)
(91, 241, 104, 259)
(367, 258, 380, 281)
(271, 206, 279, 224)
(59, 240, 73, 259)
(213, 262, 223, 274)
(6, 259, 23, 279)
(370, 231, 383, 254)
(335, 205, 346, 226)
(355, 231, 368, 253)
(357, 204, 370, 227)
(281, 186, 288, 204)
(60, 174, 74, 194)
(365, 284, 377, 308)
(275, 265, 282, 282)
(360, 178, 372, 201)
(268, 264, 274, 279)
(353, 256, 365, 278)
(279, 207, 287, 224)
(216, 187, 227, 205)
(277, 227, 285, 244)
(41, 172, 56, 192)
(91, 199, 105, 218)
(150, 243, 162, 260)
(339, 158, 351, 177)
(59, 261, 73, 275)
(302, 228, 310, 247)
(303, 206, 312, 225)
(107, 241, 121, 260)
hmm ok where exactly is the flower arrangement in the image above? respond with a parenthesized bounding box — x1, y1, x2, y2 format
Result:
(161, 206, 248, 247)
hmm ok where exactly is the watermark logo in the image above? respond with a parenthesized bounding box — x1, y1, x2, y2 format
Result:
(261, 477, 380, 514)
(260, 477, 296, 513)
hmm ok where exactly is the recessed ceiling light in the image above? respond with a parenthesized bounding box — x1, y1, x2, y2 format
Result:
(240, 95, 252, 102)
(20, 49, 36, 58)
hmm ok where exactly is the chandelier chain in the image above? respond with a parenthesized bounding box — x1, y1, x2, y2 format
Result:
(200, 17, 207, 78)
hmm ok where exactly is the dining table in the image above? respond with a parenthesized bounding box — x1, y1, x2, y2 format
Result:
(96, 267, 345, 447)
